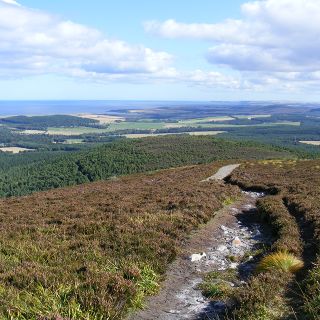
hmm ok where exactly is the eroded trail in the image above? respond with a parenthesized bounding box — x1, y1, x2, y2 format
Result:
(129, 165, 270, 320)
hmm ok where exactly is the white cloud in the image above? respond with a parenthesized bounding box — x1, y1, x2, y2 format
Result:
(0, 0, 20, 6)
(0, 0, 249, 91)
(145, 0, 320, 78)
(2, 0, 319, 94)
(0, 1, 172, 79)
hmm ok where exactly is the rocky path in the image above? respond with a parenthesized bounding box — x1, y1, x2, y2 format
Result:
(128, 191, 268, 320)
(202, 164, 240, 182)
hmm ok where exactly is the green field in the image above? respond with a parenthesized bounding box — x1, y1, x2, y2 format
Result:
(165, 121, 300, 129)
(46, 121, 300, 136)
(233, 114, 271, 119)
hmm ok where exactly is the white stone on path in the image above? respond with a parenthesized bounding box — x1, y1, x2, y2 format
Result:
(232, 237, 242, 247)
(217, 245, 228, 252)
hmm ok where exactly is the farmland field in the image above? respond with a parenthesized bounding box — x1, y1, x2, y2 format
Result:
(164, 121, 300, 129)
(75, 113, 125, 124)
(123, 131, 225, 138)
(233, 114, 271, 119)
(299, 140, 320, 145)
(0, 147, 35, 153)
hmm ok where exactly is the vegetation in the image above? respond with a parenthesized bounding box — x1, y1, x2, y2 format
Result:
(0, 162, 239, 319)
(1, 106, 320, 318)
(256, 252, 304, 274)
(0, 114, 100, 130)
(0, 135, 294, 198)
(228, 159, 320, 319)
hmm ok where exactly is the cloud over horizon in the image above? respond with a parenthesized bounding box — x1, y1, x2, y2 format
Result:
(0, 0, 172, 79)
(1, 0, 320, 95)
(145, 0, 320, 91)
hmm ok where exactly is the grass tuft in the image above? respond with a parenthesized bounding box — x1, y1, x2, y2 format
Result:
(256, 252, 304, 274)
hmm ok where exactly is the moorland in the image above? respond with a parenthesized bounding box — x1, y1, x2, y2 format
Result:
(0, 102, 319, 319)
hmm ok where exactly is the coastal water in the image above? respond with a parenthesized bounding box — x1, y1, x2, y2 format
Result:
(0, 100, 225, 116)
(0, 100, 247, 116)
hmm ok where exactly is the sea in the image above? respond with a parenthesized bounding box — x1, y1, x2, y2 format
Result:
(0, 100, 225, 116)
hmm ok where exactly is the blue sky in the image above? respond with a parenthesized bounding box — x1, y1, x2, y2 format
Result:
(0, 0, 320, 101)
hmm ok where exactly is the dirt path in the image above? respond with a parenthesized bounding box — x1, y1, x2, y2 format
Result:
(128, 191, 267, 320)
(202, 164, 240, 182)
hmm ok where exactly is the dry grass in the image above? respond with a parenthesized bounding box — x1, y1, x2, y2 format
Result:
(256, 252, 304, 274)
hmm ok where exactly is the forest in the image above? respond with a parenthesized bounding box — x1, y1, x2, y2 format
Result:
(0, 114, 101, 129)
(0, 135, 295, 198)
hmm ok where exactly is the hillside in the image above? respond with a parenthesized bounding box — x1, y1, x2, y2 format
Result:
(0, 135, 294, 198)
(0, 162, 239, 319)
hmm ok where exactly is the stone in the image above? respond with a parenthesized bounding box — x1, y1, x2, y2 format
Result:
(232, 237, 242, 247)
(217, 245, 228, 252)
(190, 252, 206, 262)
(230, 262, 239, 269)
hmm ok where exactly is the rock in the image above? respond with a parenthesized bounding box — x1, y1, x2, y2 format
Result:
(217, 245, 228, 252)
(190, 252, 206, 262)
(220, 225, 231, 235)
(232, 237, 242, 247)
(230, 262, 239, 269)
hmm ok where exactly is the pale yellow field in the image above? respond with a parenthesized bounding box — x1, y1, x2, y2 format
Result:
(299, 141, 320, 146)
(123, 133, 173, 138)
(20, 130, 47, 135)
(76, 114, 125, 124)
(0, 147, 35, 154)
(123, 131, 225, 139)
(178, 116, 235, 124)
(188, 131, 226, 136)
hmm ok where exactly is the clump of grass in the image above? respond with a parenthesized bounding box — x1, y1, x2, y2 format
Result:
(301, 259, 320, 319)
(199, 269, 237, 300)
(223, 197, 236, 206)
(200, 281, 231, 299)
(256, 252, 304, 274)
(129, 265, 160, 310)
(230, 270, 293, 320)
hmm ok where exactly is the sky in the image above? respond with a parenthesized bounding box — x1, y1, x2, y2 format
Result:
(0, 0, 320, 101)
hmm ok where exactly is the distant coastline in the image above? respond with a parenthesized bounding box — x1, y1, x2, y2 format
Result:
(0, 100, 216, 116)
